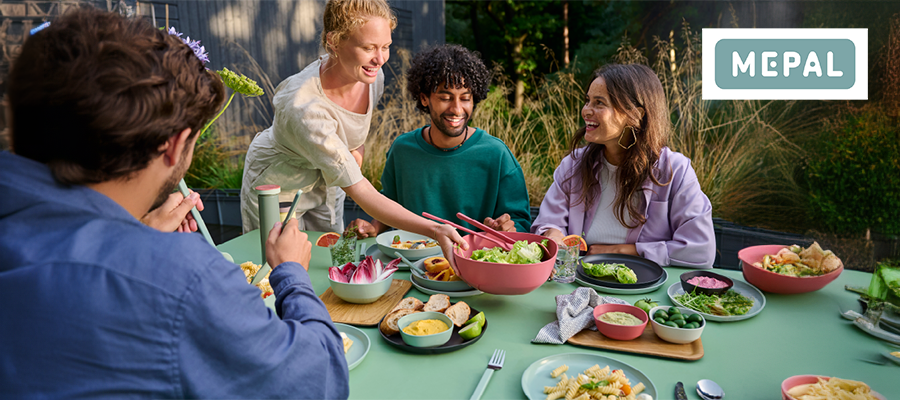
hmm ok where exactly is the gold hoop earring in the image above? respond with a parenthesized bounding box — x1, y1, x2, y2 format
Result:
(618, 126, 637, 149)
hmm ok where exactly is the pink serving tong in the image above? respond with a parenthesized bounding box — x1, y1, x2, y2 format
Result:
(422, 212, 512, 251)
(456, 212, 552, 261)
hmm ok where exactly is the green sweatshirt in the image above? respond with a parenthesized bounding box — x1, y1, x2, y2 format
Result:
(381, 126, 532, 233)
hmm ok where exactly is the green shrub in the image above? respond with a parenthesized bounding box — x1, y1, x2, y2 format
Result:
(184, 127, 245, 189)
(806, 108, 900, 235)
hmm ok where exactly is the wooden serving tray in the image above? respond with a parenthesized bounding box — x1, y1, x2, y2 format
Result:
(319, 279, 412, 327)
(567, 325, 704, 361)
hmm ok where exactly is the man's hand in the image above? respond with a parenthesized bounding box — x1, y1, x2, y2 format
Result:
(266, 219, 312, 270)
(348, 218, 379, 238)
(141, 191, 204, 232)
(484, 213, 516, 232)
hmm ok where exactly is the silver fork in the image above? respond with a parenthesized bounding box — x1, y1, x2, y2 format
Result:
(470, 349, 505, 400)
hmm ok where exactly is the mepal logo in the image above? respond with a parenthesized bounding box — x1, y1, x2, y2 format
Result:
(702, 29, 867, 100)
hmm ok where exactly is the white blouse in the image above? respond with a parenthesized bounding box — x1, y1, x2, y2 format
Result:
(584, 158, 631, 245)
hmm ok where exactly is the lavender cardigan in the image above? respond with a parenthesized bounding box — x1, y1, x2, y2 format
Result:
(532, 147, 716, 269)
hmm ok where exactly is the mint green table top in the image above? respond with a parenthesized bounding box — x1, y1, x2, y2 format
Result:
(219, 230, 897, 399)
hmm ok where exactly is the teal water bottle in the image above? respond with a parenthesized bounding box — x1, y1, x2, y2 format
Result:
(256, 184, 281, 265)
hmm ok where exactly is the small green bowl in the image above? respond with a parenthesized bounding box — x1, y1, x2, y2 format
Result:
(398, 312, 453, 348)
(329, 278, 392, 304)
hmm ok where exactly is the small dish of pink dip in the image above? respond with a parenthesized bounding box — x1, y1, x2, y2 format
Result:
(686, 276, 729, 289)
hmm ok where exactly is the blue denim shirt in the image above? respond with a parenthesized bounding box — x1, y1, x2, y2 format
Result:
(0, 152, 349, 399)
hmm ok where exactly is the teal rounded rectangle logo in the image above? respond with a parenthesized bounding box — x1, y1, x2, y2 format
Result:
(714, 39, 855, 89)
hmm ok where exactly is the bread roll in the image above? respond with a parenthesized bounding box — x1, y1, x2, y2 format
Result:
(390, 297, 425, 314)
(423, 294, 450, 313)
(380, 309, 420, 336)
(444, 301, 471, 327)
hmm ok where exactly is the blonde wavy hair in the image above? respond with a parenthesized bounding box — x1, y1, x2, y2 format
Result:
(321, 0, 397, 55)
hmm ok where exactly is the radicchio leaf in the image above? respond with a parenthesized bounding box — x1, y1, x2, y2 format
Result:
(328, 266, 349, 283)
(340, 262, 357, 280)
(350, 258, 375, 284)
(376, 258, 401, 282)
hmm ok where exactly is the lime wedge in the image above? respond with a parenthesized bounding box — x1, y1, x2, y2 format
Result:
(465, 311, 486, 329)
(458, 321, 482, 340)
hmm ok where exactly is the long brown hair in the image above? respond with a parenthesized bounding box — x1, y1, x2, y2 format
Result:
(565, 63, 671, 229)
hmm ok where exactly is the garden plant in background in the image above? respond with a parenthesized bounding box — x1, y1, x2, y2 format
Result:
(805, 108, 900, 237)
(168, 28, 264, 190)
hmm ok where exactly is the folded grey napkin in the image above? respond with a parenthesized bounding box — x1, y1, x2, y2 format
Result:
(533, 287, 630, 344)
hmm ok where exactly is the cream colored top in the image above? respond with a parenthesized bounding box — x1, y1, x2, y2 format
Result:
(241, 55, 384, 232)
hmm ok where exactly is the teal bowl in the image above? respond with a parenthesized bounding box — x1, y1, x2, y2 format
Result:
(328, 277, 392, 304)
(398, 312, 453, 348)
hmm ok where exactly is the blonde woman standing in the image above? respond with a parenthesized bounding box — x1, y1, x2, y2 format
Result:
(242, 0, 465, 256)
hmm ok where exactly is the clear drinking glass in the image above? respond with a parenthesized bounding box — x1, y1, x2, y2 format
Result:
(330, 235, 358, 266)
(552, 243, 579, 283)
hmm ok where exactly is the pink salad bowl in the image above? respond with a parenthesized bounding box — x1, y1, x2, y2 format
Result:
(739, 245, 843, 294)
(452, 231, 558, 295)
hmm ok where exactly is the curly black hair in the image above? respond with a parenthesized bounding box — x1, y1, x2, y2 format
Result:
(406, 44, 491, 114)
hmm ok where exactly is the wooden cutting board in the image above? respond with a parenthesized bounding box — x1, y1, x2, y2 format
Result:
(319, 279, 412, 327)
(567, 325, 704, 361)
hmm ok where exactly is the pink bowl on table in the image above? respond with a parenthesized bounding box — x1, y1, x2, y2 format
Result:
(452, 232, 558, 295)
(781, 375, 886, 400)
(739, 245, 843, 294)
(592, 303, 648, 341)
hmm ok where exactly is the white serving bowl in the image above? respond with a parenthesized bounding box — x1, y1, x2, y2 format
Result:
(376, 230, 441, 261)
(328, 277, 392, 304)
(648, 306, 705, 344)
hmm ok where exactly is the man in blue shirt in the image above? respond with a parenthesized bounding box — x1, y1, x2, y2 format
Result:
(0, 7, 348, 399)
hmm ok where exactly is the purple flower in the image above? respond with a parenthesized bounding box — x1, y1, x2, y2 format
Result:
(166, 27, 209, 65)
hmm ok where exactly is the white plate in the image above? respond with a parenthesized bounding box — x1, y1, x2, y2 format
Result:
(334, 323, 370, 371)
(409, 275, 483, 298)
(365, 245, 407, 270)
(521, 352, 657, 400)
(575, 269, 668, 295)
(667, 279, 766, 322)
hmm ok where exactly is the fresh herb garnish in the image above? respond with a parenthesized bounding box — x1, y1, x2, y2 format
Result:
(580, 380, 610, 390)
(674, 289, 754, 316)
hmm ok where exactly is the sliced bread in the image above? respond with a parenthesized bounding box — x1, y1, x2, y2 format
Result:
(380, 309, 420, 336)
(390, 297, 425, 314)
(444, 301, 471, 327)
(423, 294, 450, 313)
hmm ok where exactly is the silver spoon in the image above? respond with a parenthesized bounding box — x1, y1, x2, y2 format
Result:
(697, 379, 724, 400)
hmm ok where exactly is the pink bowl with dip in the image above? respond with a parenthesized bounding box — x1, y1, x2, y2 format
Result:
(592, 303, 648, 341)
(739, 245, 843, 294)
(679, 271, 734, 296)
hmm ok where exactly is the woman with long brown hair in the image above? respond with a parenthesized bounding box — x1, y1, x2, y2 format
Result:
(532, 63, 715, 268)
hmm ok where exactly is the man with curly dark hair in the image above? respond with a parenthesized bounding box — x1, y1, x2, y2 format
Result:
(0, 7, 348, 398)
(351, 44, 531, 237)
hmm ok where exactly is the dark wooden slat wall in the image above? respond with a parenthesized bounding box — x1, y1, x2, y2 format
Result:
(164, 0, 445, 139)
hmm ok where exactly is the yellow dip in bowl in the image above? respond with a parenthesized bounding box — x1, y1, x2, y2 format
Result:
(402, 319, 449, 336)
(600, 311, 644, 326)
